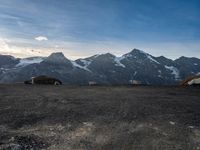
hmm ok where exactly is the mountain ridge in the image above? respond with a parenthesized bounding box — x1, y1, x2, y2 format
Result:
(0, 49, 199, 85)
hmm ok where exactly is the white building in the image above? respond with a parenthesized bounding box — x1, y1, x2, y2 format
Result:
(129, 80, 141, 85)
(89, 81, 97, 86)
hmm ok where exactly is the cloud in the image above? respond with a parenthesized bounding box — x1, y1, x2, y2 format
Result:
(0, 37, 53, 58)
(35, 36, 48, 41)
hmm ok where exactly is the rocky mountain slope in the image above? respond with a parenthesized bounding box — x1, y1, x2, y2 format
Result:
(0, 49, 200, 85)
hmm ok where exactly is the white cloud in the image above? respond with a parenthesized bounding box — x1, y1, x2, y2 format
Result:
(35, 36, 48, 41)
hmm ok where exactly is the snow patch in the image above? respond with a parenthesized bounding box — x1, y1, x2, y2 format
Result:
(93, 54, 100, 58)
(194, 63, 198, 66)
(134, 71, 137, 76)
(114, 57, 126, 68)
(78, 54, 99, 67)
(165, 65, 180, 79)
(124, 53, 133, 58)
(16, 57, 44, 67)
(123, 53, 137, 59)
(147, 55, 160, 64)
(80, 59, 91, 67)
(71, 61, 91, 72)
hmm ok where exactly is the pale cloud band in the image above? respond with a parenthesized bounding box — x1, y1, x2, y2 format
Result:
(1, 37, 200, 60)
(35, 36, 48, 41)
(0, 38, 52, 58)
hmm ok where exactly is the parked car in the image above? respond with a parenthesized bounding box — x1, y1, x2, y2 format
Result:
(24, 75, 62, 85)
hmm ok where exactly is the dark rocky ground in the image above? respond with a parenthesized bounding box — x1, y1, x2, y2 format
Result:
(0, 84, 200, 150)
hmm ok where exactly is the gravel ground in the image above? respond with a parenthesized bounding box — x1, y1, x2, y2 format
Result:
(0, 84, 200, 150)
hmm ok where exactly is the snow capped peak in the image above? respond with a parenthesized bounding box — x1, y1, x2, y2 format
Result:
(121, 49, 160, 64)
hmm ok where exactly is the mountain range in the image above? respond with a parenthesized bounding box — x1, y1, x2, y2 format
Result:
(0, 49, 200, 85)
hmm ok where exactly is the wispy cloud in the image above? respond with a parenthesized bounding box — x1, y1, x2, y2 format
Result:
(35, 36, 48, 41)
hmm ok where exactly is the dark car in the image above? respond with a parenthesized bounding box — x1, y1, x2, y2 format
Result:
(24, 75, 62, 85)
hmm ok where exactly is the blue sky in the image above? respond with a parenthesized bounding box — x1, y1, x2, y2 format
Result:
(0, 0, 200, 59)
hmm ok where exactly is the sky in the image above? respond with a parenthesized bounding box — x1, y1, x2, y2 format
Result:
(0, 0, 200, 59)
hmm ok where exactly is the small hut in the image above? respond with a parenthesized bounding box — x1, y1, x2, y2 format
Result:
(129, 80, 141, 85)
(89, 81, 97, 86)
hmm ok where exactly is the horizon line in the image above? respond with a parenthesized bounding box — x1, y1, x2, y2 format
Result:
(0, 48, 199, 61)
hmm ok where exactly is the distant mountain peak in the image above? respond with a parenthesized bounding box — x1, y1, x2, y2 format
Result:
(100, 53, 115, 58)
(122, 48, 149, 59)
(121, 49, 161, 64)
(91, 53, 116, 61)
(49, 52, 65, 58)
(0, 54, 18, 61)
(43, 52, 71, 64)
(131, 48, 147, 54)
(157, 56, 167, 59)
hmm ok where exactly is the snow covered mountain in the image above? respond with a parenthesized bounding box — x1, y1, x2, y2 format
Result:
(0, 49, 200, 85)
